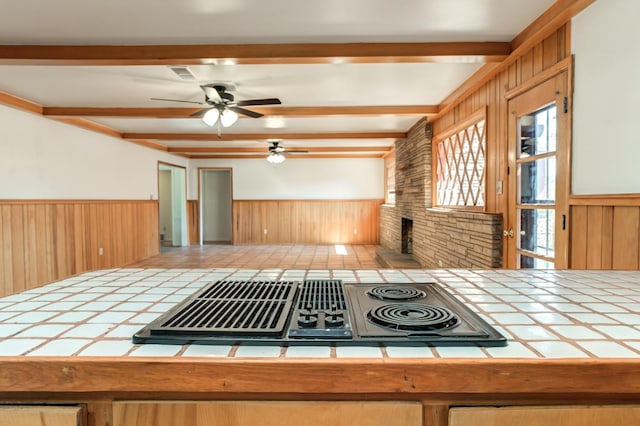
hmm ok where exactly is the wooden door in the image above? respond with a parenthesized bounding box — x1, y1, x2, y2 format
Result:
(0, 405, 84, 426)
(505, 71, 571, 269)
(113, 401, 423, 426)
(449, 405, 640, 426)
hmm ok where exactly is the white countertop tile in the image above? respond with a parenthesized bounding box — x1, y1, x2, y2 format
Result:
(576, 341, 639, 358)
(235, 345, 283, 358)
(78, 340, 136, 356)
(567, 313, 620, 324)
(593, 325, 640, 340)
(550, 325, 605, 340)
(528, 341, 589, 358)
(530, 312, 574, 325)
(506, 325, 560, 340)
(27, 339, 91, 356)
(129, 344, 182, 357)
(63, 323, 113, 338)
(486, 342, 537, 358)
(335, 345, 383, 358)
(384, 344, 434, 358)
(0, 323, 31, 337)
(489, 313, 534, 325)
(182, 345, 232, 357)
(0, 339, 45, 355)
(435, 346, 487, 358)
(87, 312, 135, 324)
(285, 345, 332, 358)
(16, 324, 73, 338)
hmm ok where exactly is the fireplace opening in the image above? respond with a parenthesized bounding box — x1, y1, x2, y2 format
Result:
(401, 218, 413, 255)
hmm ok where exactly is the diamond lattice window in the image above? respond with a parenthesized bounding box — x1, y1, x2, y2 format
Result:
(435, 111, 486, 210)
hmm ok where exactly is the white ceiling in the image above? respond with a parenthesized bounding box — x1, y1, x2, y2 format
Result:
(0, 0, 556, 158)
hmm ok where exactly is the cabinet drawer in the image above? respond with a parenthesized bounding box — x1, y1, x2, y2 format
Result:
(113, 401, 422, 426)
(449, 405, 640, 426)
(0, 405, 84, 426)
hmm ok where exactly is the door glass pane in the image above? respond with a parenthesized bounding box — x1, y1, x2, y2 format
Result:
(520, 254, 554, 269)
(519, 209, 555, 257)
(518, 157, 556, 204)
(518, 105, 557, 158)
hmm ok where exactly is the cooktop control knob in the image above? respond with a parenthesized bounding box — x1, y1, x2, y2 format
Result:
(324, 304, 344, 327)
(298, 304, 318, 328)
(324, 312, 344, 327)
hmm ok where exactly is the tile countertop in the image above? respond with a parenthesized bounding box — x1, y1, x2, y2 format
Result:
(1, 268, 640, 360)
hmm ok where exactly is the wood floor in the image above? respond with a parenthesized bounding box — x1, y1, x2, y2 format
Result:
(128, 244, 383, 269)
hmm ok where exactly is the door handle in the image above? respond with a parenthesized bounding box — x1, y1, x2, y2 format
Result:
(503, 228, 514, 238)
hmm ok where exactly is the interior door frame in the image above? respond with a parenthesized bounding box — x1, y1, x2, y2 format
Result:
(504, 59, 573, 269)
(157, 161, 188, 247)
(197, 167, 234, 245)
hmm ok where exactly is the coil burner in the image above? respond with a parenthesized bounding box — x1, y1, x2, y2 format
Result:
(366, 303, 460, 331)
(366, 286, 426, 301)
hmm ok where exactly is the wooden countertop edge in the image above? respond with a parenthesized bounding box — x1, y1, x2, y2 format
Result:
(1, 357, 640, 395)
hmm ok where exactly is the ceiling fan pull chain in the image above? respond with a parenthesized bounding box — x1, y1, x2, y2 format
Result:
(217, 120, 222, 138)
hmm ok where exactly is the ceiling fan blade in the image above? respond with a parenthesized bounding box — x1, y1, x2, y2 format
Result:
(200, 85, 222, 102)
(190, 108, 211, 117)
(229, 106, 263, 118)
(150, 97, 204, 105)
(236, 98, 282, 107)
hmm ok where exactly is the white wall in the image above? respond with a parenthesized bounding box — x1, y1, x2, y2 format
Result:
(572, 0, 640, 194)
(0, 104, 187, 199)
(188, 158, 384, 200)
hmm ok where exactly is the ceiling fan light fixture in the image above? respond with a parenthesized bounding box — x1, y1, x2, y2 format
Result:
(202, 108, 220, 126)
(267, 152, 286, 164)
(220, 109, 239, 127)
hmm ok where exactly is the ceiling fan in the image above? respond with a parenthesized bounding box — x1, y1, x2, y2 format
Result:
(151, 83, 281, 135)
(266, 140, 308, 163)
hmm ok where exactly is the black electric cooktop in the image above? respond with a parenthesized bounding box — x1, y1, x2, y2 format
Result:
(133, 279, 507, 346)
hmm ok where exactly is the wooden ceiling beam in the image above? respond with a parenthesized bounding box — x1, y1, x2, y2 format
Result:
(168, 146, 391, 153)
(0, 42, 511, 65)
(187, 153, 385, 159)
(43, 105, 438, 118)
(124, 132, 405, 141)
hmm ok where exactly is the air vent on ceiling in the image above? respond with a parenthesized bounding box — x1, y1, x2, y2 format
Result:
(168, 66, 196, 80)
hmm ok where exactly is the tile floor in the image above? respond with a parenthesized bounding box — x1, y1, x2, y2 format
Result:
(128, 244, 382, 269)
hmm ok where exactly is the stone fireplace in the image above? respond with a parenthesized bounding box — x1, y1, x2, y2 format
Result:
(379, 118, 503, 268)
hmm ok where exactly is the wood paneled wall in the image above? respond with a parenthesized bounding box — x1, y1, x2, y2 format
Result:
(233, 200, 382, 244)
(433, 25, 570, 215)
(570, 195, 640, 270)
(0, 200, 159, 297)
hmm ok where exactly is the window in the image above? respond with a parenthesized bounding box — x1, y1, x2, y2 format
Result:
(434, 109, 486, 210)
(384, 150, 396, 204)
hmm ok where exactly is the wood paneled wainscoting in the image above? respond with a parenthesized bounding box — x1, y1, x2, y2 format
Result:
(233, 199, 383, 244)
(570, 194, 640, 269)
(0, 200, 159, 297)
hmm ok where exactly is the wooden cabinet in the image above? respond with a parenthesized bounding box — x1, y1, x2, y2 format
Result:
(113, 401, 422, 426)
(0, 405, 84, 426)
(449, 405, 640, 426)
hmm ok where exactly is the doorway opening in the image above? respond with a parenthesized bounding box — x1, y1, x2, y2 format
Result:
(199, 168, 233, 245)
(158, 162, 188, 248)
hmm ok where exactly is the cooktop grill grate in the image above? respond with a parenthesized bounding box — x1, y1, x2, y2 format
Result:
(297, 280, 347, 310)
(148, 280, 297, 336)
